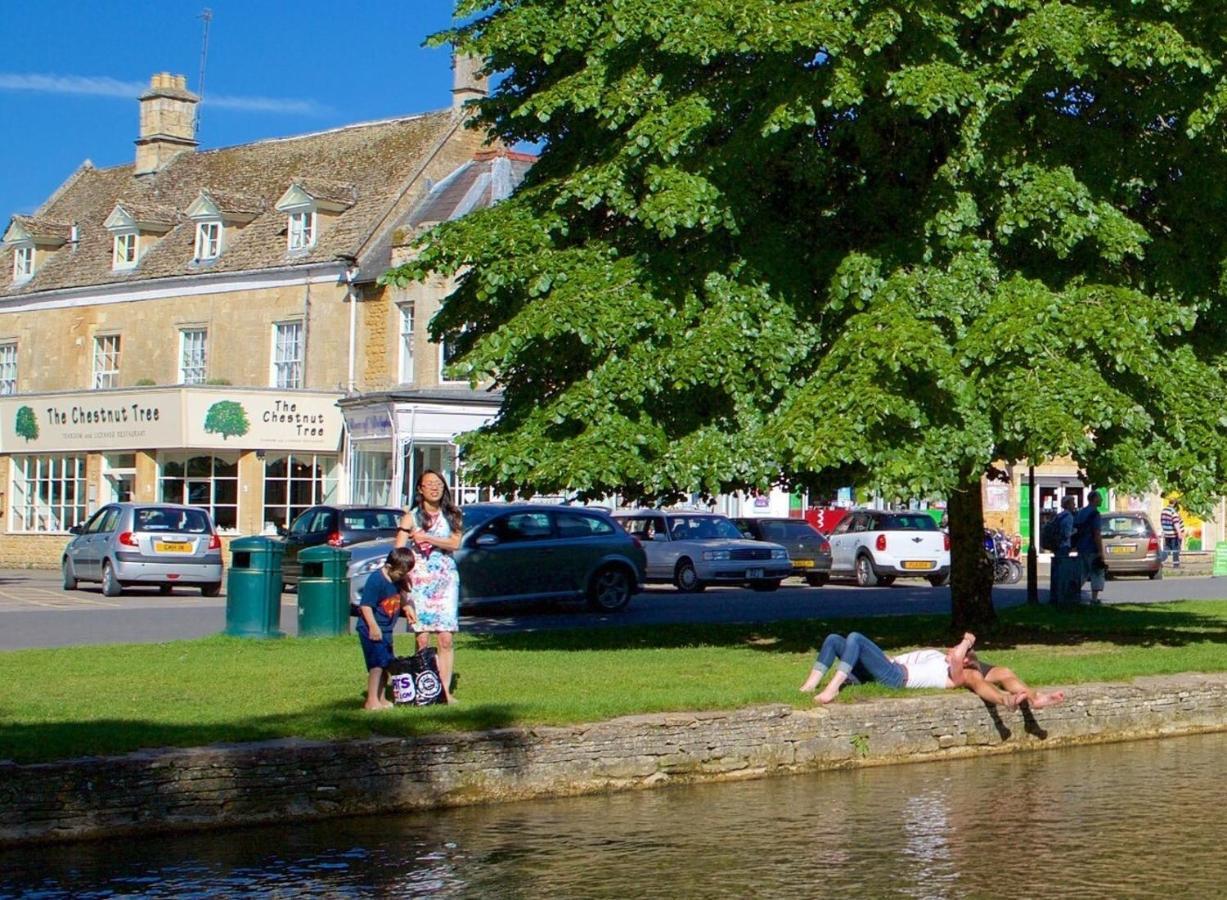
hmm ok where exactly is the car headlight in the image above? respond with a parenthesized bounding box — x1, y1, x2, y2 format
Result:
(703, 550, 731, 561)
(350, 557, 383, 578)
(771, 549, 788, 559)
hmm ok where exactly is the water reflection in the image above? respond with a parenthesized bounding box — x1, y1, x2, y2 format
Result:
(4, 732, 1225, 898)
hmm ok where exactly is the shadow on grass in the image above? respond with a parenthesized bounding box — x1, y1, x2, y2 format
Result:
(0, 698, 525, 765)
(461, 602, 1227, 655)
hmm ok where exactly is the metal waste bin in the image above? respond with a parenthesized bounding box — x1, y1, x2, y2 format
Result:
(225, 536, 285, 638)
(1050, 554, 1082, 606)
(297, 545, 352, 637)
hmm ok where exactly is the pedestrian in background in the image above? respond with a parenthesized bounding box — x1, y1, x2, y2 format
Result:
(1075, 491, 1107, 604)
(1160, 499, 1184, 569)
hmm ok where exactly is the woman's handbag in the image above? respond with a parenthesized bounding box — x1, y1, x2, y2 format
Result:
(387, 647, 444, 706)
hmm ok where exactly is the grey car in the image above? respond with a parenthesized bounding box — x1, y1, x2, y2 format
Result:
(732, 517, 833, 586)
(279, 505, 403, 586)
(614, 510, 791, 592)
(62, 503, 224, 597)
(345, 503, 647, 613)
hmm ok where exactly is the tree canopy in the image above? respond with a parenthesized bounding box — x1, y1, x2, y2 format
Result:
(385, 0, 1227, 627)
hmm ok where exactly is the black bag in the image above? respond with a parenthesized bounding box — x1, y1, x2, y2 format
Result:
(1040, 513, 1067, 553)
(387, 647, 444, 706)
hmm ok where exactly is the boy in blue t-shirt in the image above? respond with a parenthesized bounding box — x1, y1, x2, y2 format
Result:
(357, 547, 416, 710)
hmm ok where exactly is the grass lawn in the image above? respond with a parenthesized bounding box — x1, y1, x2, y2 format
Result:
(1, 600, 1225, 764)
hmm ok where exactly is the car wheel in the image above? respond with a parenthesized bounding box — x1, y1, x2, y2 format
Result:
(877, 575, 897, 587)
(61, 558, 78, 591)
(587, 566, 632, 612)
(1148, 569, 1162, 580)
(854, 555, 879, 587)
(928, 573, 950, 587)
(101, 561, 123, 598)
(749, 579, 782, 592)
(806, 574, 829, 587)
(200, 583, 222, 598)
(159, 585, 174, 595)
(674, 559, 705, 593)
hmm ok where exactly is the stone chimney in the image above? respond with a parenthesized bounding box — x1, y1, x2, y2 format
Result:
(135, 72, 199, 175)
(452, 54, 488, 112)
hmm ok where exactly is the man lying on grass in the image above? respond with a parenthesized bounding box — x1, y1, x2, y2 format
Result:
(799, 631, 1065, 710)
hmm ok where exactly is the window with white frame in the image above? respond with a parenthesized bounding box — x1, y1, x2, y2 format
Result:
(93, 334, 121, 389)
(288, 210, 315, 251)
(438, 327, 467, 383)
(159, 453, 239, 531)
(12, 245, 33, 281)
(398, 301, 414, 383)
(272, 321, 303, 388)
(179, 328, 207, 384)
(10, 455, 88, 532)
(0, 342, 16, 395)
(263, 453, 339, 530)
(194, 221, 221, 260)
(112, 231, 138, 269)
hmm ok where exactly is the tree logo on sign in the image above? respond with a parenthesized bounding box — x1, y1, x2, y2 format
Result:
(203, 400, 250, 440)
(14, 406, 38, 442)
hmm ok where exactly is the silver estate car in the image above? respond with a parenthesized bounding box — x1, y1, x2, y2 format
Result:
(614, 510, 791, 592)
(62, 503, 224, 597)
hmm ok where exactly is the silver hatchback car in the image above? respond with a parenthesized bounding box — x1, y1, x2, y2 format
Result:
(62, 503, 224, 597)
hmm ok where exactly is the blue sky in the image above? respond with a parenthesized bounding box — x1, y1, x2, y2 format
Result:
(0, 0, 468, 219)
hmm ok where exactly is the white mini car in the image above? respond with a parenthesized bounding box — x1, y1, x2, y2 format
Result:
(826, 509, 950, 587)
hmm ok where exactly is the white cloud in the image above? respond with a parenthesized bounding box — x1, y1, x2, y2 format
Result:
(0, 73, 327, 115)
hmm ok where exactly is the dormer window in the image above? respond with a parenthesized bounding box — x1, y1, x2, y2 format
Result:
(195, 221, 221, 260)
(12, 245, 33, 282)
(113, 231, 138, 270)
(288, 211, 316, 251)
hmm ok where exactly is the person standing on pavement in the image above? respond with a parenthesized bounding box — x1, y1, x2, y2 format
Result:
(1160, 500, 1184, 569)
(395, 469, 462, 703)
(1074, 491, 1107, 604)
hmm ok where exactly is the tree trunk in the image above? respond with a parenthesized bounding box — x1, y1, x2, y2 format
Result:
(947, 469, 997, 634)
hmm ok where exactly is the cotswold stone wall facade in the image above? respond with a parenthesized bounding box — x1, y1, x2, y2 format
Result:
(2, 673, 1224, 846)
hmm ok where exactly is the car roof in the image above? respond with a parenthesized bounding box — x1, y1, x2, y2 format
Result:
(466, 502, 613, 515)
(108, 502, 209, 511)
(615, 509, 724, 517)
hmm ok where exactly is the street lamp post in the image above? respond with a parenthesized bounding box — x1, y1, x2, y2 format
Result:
(1027, 464, 1039, 604)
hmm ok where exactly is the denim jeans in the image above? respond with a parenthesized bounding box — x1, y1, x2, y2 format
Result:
(816, 632, 907, 688)
(1163, 537, 1182, 567)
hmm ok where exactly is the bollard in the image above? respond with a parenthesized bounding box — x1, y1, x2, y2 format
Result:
(225, 536, 286, 638)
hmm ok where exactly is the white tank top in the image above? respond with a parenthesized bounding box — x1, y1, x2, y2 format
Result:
(891, 649, 950, 689)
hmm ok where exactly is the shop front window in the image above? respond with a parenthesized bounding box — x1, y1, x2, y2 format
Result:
(159, 453, 239, 531)
(263, 453, 339, 531)
(10, 454, 88, 533)
(405, 443, 457, 506)
(103, 453, 136, 503)
(350, 446, 393, 506)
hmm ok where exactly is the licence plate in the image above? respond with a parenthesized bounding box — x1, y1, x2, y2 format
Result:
(156, 541, 193, 553)
(1109, 544, 1136, 555)
(793, 559, 814, 568)
(902, 560, 935, 570)
(746, 568, 764, 579)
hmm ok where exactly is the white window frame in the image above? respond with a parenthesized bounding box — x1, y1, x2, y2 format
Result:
(10, 454, 88, 533)
(194, 220, 221, 260)
(272, 321, 304, 389)
(0, 342, 16, 395)
(12, 245, 33, 282)
(157, 453, 240, 533)
(112, 231, 138, 270)
(93, 334, 121, 389)
(287, 210, 316, 251)
(438, 328, 468, 384)
(262, 453, 340, 531)
(179, 328, 208, 384)
(398, 301, 415, 384)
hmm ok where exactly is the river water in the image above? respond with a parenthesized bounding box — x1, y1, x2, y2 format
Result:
(4, 731, 1225, 899)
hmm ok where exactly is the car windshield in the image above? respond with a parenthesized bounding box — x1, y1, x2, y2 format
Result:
(134, 507, 211, 533)
(666, 515, 744, 541)
(1102, 516, 1152, 538)
(877, 514, 939, 531)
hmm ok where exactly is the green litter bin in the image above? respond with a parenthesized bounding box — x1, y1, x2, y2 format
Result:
(297, 545, 353, 637)
(225, 536, 286, 638)
(1050, 554, 1082, 606)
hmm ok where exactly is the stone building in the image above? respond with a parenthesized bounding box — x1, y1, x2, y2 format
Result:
(0, 63, 531, 566)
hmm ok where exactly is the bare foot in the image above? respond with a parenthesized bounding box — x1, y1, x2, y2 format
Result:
(380, 700, 395, 709)
(363, 702, 387, 711)
(1030, 690, 1065, 709)
(799, 671, 823, 692)
(814, 684, 840, 705)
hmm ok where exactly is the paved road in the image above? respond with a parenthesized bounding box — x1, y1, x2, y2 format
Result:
(1, 567, 1225, 651)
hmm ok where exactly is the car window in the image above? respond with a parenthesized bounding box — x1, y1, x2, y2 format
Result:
(83, 508, 111, 534)
(341, 510, 400, 531)
(289, 509, 318, 536)
(135, 507, 210, 533)
(1103, 516, 1151, 538)
(667, 515, 744, 540)
(488, 511, 553, 543)
(617, 516, 659, 540)
(877, 514, 938, 531)
(99, 507, 123, 533)
(555, 511, 615, 539)
(761, 521, 816, 542)
(847, 515, 868, 534)
(830, 516, 854, 535)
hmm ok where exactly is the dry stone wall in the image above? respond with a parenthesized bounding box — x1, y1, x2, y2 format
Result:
(2, 673, 1224, 846)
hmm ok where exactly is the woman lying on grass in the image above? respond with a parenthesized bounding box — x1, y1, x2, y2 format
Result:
(799, 631, 1065, 710)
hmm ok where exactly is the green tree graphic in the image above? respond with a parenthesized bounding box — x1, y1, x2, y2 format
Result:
(14, 406, 38, 442)
(203, 400, 250, 440)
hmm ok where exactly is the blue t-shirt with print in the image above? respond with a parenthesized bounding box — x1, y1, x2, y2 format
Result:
(1073, 505, 1101, 556)
(357, 569, 402, 639)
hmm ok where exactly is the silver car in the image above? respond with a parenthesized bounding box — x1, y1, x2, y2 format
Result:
(345, 503, 647, 613)
(62, 503, 224, 597)
(614, 510, 791, 592)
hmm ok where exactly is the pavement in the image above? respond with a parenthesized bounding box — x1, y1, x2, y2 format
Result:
(1, 566, 1225, 651)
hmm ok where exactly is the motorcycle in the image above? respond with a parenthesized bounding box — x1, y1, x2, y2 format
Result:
(984, 528, 1023, 584)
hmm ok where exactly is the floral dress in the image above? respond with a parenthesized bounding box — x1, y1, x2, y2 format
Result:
(409, 510, 460, 633)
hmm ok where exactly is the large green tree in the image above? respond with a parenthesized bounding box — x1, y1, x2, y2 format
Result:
(386, 0, 1227, 631)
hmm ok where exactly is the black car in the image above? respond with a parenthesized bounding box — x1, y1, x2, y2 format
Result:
(279, 505, 403, 586)
(732, 517, 833, 586)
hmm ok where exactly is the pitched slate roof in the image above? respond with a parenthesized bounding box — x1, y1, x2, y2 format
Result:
(2, 111, 458, 297)
(4, 215, 71, 245)
(408, 149, 536, 227)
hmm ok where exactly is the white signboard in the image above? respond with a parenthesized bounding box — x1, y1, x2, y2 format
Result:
(184, 391, 342, 451)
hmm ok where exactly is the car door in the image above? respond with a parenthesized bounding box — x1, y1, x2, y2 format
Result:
(460, 510, 559, 602)
(551, 510, 616, 594)
(827, 514, 859, 572)
(69, 507, 114, 581)
(283, 507, 329, 579)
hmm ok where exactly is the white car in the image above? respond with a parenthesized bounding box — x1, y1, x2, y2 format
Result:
(826, 509, 950, 587)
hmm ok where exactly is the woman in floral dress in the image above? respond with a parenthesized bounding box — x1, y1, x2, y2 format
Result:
(395, 469, 462, 702)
